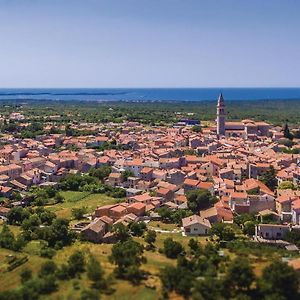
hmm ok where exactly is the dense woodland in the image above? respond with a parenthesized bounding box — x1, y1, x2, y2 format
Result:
(0, 99, 299, 128)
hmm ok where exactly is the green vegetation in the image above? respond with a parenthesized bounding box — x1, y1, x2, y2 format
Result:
(187, 189, 217, 213)
(259, 166, 277, 191)
(1, 99, 300, 131)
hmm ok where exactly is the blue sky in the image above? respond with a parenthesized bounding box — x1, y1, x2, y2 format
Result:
(0, 0, 299, 88)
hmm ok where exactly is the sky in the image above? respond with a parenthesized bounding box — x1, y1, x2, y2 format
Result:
(0, 0, 299, 88)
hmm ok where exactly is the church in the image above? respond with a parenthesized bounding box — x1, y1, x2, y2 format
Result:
(215, 93, 270, 139)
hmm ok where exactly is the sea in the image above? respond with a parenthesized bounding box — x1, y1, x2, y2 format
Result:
(0, 88, 300, 102)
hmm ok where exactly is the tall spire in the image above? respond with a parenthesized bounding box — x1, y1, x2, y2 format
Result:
(217, 93, 224, 106)
(217, 93, 226, 136)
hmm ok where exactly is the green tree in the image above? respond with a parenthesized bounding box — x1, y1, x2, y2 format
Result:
(89, 166, 112, 182)
(39, 261, 57, 278)
(192, 276, 225, 300)
(7, 207, 30, 225)
(68, 251, 85, 277)
(283, 123, 293, 140)
(191, 125, 202, 133)
(187, 189, 215, 213)
(163, 238, 184, 259)
(160, 265, 193, 298)
(109, 240, 145, 282)
(144, 230, 156, 249)
(20, 268, 32, 284)
(258, 261, 299, 300)
(157, 206, 172, 222)
(0, 225, 15, 250)
(243, 221, 256, 236)
(129, 222, 146, 237)
(121, 170, 134, 181)
(224, 258, 255, 294)
(54, 193, 64, 203)
(210, 223, 235, 241)
(80, 289, 100, 300)
(188, 238, 201, 255)
(278, 181, 297, 190)
(87, 255, 105, 289)
(112, 223, 130, 242)
(72, 207, 88, 220)
(259, 166, 277, 191)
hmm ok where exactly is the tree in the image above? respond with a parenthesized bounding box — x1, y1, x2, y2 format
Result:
(72, 207, 88, 220)
(157, 206, 172, 222)
(210, 223, 235, 241)
(68, 251, 85, 277)
(224, 258, 255, 294)
(160, 265, 193, 298)
(54, 193, 64, 203)
(80, 289, 100, 300)
(7, 207, 30, 225)
(188, 238, 201, 255)
(234, 213, 256, 226)
(121, 170, 134, 182)
(191, 125, 202, 133)
(243, 221, 256, 236)
(42, 218, 73, 248)
(112, 223, 130, 242)
(187, 189, 215, 213)
(144, 230, 156, 249)
(283, 123, 293, 140)
(163, 238, 184, 259)
(258, 261, 299, 300)
(0, 225, 15, 250)
(20, 268, 32, 284)
(39, 261, 57, 278)
(89, 166, 112, 182)
(87, 255, 105, 289)
(278, 181, 297, 190)
(109, 240, 145, 282)
(284, 230, 300, 247)
(192, 276, 225, 300)
(129, 222, 146, 237)
(259, 166, 277, 191)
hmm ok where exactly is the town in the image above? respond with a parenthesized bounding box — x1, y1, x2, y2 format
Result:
(0, 95, 299, 299)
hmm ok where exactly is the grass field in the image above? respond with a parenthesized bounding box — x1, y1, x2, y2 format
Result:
(47, 191, 118, 219)
(0, 226, 297, 299)
(0, 236, 176, 299)
(1, 192, 298, 299)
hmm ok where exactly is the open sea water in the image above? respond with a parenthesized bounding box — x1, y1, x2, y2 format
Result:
(0, 88, 300, 102)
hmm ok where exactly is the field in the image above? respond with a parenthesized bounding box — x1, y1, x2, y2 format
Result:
(0, 233, 183, 299)
(46, 191, 119, 219)
(0, 221, 289, 300)
(1, 191, 299, 299)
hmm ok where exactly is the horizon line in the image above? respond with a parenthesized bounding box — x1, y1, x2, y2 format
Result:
(0, 86, 300, 89)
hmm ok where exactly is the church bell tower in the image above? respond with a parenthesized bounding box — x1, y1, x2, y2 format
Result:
(217, 93, 226, 136)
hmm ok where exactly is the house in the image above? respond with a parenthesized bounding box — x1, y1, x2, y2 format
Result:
(107, 173, 122, 187)
(276, 195, 293, 222)
(0, 186, 13, 197)
(0, 206, 11, 218)
(182, 215, 211, 236)
(183, 178, 199, 193)
(127, 202, 146, 216)
(255, 224, 290, 240)
(200, 206, 233, 224)
(292, 199, 300, 225)
(140, 167, 153, 181)
(81, 218, 108, 243)
(156, 187, 173, 202)
(124, 159, 144, 177)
